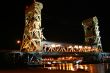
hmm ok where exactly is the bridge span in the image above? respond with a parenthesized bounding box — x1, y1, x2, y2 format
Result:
(0, 50, 110, 66)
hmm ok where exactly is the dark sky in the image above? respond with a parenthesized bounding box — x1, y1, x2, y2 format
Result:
(0, 0, 109, 52)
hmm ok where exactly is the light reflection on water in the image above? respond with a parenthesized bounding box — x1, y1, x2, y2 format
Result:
(44, 63, 88, 71)
(44, 63, 110, 73)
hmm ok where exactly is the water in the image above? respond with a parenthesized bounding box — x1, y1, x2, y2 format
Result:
(43, 63, 110, 73)
(0, 63, 110, 73)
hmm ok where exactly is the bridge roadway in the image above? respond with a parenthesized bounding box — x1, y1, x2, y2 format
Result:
(2, 50, 110, 59)
(41, 52, 102, 57)
(0, 50, 110, 66)
(7, 51, 104, 57)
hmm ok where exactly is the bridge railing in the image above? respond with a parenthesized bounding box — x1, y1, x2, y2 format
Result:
(43, 44, 101, 53)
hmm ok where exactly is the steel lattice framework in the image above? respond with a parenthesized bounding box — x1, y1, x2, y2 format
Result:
(82, 16, 102, 51)
(20, 1, 45, 52)
(43, 44, 100, 52)
(20, 0, 102, 53)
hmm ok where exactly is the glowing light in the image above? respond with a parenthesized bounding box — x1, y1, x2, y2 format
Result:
(52, 61, 56, 63)
(71, 67, 75, 71)
(84, 46, 87, 48)
(56, 44, 61, 47)
(76, 60, 82, 64)
(47, 62, 51, 64)
(17, 40, 21, 44)
(51, 44, 56, 47)
(79, 46, 82, 48)
(79, 65, 84, 69)
(85, 65, 88, 70)
(68, 45, 73, 48)
(74, 45, 78, 49)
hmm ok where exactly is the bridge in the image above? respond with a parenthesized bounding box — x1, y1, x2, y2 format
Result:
(0, 1, 109, 67)
(17, 0, 104, 65)
(42, 43, 101, 52)
(0, 49, 110, 67)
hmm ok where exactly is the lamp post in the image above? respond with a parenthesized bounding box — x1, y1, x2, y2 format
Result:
(16, 40, 21, 50)
(17, 40, 21, 44)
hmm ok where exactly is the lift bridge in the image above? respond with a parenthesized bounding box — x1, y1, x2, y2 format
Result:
(2, 48, 109, 66)
(2, 0, 108, 66)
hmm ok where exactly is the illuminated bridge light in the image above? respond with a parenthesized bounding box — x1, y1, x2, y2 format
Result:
(88, 46, 91, 49)
(56, 44, 61, 47)
(74, 45, 79, 49)
(84, 46, 88, 49)
(51, 44, 56, 47)
(79, 46, 82, 49)
(42, 41, 100, 52)
(68, 45, 73, 48)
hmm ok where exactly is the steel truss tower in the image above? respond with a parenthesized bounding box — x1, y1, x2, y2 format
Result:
(82, 16, 103, 51)
(21, 0, 45, 52)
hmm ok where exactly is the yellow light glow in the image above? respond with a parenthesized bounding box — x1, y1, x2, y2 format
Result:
(74, 45, 78, 49)
(56, 44, 61, 47)
(51, 44, 56, 47)
(68, 45, 73, 48)
(79, 46, 82, 48)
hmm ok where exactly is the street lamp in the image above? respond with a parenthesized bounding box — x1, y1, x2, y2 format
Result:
(17, 40, 21, 44)
(16, 40, 21, 50)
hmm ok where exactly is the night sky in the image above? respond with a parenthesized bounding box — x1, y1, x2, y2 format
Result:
(0, 0, 109, 52)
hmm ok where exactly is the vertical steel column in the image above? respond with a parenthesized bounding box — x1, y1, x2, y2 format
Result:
(82, 16, 102, 51)
(21, 1, 45, 52)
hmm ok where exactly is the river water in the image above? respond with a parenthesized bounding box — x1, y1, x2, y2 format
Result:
(43, 63, 110, 73)
(0, 63, 110, 73)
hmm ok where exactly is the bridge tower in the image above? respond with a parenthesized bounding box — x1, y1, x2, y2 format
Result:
(20, 0, 45, 52)
(82, 16, 103, 52)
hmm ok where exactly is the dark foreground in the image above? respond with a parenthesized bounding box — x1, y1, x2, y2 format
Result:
(0, 68, 88, 73)
(0, 51, 110, 73)
(0, 63, 110, 73)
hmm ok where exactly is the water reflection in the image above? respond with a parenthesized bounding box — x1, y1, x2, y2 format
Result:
(44, 63, 109, 73)
(44, 63, 88, 71)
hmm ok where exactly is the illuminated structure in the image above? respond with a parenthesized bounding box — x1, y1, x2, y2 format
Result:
(20, 0, 45, 52)
(82, 16, 102, 51)
(20, 0, 102, 53)
(43, 43, 100, 52)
